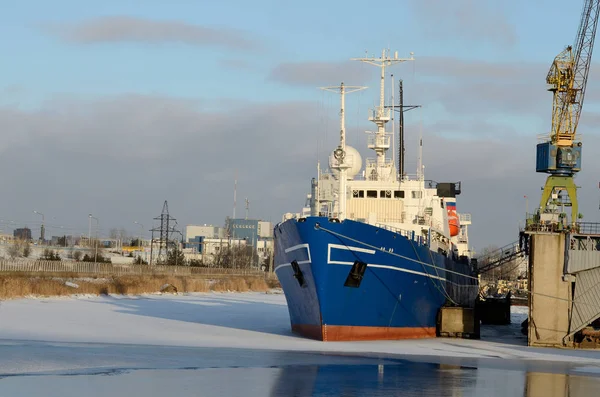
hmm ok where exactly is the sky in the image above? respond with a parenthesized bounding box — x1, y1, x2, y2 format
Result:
(0, 0, 599, 251)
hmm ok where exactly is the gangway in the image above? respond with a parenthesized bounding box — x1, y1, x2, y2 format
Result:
(474, 239, 528, 275)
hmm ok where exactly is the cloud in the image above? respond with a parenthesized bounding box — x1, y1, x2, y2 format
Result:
(261, 51, 600, 249)
(268, 61, 373, 87)
(0, 94, 322, 238)
(410, 56, 545, 115)
(407, 0, 517, 47)
(44, 16, 260, 50)
(397, 56, 600, 135)
(2, 89, 597, 249)
(415, 56, 541, 82)
(267, 55, 565, 119)
(397, 119, 600, 251)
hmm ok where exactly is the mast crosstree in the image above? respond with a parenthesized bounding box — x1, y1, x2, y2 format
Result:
(351, 49, 414, 181)
(320, 83, 367, 221)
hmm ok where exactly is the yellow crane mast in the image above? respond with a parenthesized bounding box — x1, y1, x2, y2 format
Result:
(537, 0, 600, 225)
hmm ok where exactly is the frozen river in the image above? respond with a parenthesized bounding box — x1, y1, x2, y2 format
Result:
(1, 292, 599, 396)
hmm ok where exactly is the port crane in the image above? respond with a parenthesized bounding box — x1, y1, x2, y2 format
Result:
(536, 0, 600, 225)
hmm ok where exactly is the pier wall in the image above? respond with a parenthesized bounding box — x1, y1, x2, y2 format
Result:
(528, 233, 572, 347)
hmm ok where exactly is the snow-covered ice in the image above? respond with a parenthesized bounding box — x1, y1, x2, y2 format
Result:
(0, 292, 598, 364)
(0, 292, 599, 396)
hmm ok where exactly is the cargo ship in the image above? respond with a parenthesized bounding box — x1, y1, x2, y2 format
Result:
(273, 49, 479, 341)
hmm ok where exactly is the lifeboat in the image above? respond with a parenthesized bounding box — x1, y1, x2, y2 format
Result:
(446, 201, 460, 237)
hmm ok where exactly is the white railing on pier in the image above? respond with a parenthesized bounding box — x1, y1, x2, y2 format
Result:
(0, 260, 267, 277)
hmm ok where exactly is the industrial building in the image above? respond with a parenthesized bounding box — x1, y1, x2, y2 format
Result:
(13, 228, 32, 241)
(227, 219, 273, 245)
(184, 218, 274, 267)
(185, 225, 226, 241)
(50, 235, 79, 247)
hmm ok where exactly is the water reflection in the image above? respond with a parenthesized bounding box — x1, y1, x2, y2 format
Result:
(525, 372, 600, 397)
(269, 363, 600, 397)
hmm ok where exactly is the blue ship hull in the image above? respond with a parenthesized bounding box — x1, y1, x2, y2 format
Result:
(273, 216, 479, 341)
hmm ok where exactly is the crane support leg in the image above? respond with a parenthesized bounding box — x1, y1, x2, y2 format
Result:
(539, 175, 578, 222)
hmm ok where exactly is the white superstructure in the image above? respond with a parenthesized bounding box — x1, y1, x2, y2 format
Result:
(285, 49, 474, 260)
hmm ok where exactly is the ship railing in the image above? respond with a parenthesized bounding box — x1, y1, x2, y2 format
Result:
(368, 107, 391, 121)
(365, 158, 395, 169)
(400, 173, 419, 181)
(456, 236, 468, 244)
(399, 175, 439, 185)
(367, 135, 391, 149)
(375, 223, 426, 245)
(375, 223, 412, 237)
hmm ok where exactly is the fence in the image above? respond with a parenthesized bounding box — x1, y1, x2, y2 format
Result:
(0, 259, 270, 278)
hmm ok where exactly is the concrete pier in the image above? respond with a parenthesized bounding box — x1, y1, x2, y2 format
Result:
(525, 222, 600, 348)
(527, 233, 571, 347)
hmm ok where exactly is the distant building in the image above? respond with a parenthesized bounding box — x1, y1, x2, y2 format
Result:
(185, 225, 225, 241)
(227, 218, 274, 265)
(227, 219, 273, 246)
(228, 218, 259, 243)
(13, 228, 32, 240)
(0, 233, 14, 243)
(51, 235, 78, 247)
(184, 218, 274, 267)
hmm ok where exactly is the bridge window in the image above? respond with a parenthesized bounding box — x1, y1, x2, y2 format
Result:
(380, 190, 392, 198)
(394, 190, 405, 198)
(412, 191, 423, 199)
(366, 190, 377, 198)
(352, 190, 364, 198)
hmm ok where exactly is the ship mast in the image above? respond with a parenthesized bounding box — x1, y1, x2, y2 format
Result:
(351, 49, 414, 181)
(320, 82, 367, 221)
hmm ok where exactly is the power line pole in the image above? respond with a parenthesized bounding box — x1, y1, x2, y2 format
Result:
(150, 201, 177, 265)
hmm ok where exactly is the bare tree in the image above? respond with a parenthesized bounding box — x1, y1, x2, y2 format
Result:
(22, 240, 31, 258)
(212, 244, 259, 269)
(86, 237, 105, 261)
(476, 245, 499, 282)
(7, 239, 22, 259)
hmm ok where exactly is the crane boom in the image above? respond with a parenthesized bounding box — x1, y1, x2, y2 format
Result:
(571, 0, 600, 133)
(548, 1, 600, 146)
(536, 0, 600, 225)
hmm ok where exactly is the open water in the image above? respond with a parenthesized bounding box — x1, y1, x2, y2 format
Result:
(1, 345, 599, 396)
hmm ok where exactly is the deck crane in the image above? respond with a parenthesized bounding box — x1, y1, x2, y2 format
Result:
(537, 0, 600, 225)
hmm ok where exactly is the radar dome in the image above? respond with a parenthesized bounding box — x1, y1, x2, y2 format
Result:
(329, 145, 363, 180)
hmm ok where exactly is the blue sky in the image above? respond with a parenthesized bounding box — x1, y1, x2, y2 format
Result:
(0, 0, 598, 250)
(0, 0, 583, 105)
